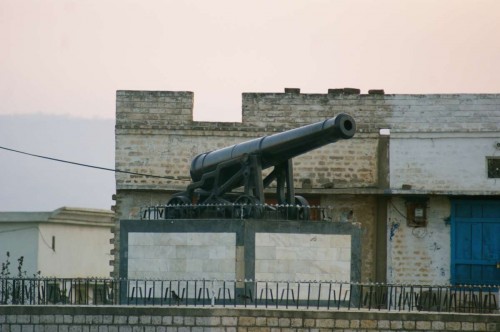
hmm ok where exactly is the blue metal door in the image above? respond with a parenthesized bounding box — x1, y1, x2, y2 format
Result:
(451, 200, 500, 285)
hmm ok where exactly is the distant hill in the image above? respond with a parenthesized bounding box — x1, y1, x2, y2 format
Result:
(0, 114, 115, 211)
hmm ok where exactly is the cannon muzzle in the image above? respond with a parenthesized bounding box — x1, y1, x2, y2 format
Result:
(190, 113, 355, 182)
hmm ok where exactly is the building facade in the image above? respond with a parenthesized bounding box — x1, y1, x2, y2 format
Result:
(113, 89, 500, 285)
(0, 207, 114, 278)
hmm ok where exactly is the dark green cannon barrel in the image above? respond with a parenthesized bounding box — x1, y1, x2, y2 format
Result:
(190, 113, 355, 183)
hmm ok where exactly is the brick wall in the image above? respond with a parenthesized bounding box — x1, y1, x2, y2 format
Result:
(387, 196, 452, 284)
(242, 92, 500, 133)
(115, 90, 500, 196)
(113, 89, 500, 283)
(113, 90, 381, 278)
(1, 306, 498, 332)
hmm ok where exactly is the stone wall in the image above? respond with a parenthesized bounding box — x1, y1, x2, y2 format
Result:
(1, 306, 498, 332)
(128, 233, 236, 280)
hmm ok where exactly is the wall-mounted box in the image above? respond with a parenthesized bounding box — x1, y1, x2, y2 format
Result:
(405, 198, 428, 227)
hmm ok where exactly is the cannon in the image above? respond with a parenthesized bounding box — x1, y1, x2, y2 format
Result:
(166, 114, 356, 219)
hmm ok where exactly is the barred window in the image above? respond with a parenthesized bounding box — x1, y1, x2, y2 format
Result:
(487, 157, 500, 178)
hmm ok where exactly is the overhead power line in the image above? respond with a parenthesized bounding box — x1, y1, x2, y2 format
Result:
(0, 145, 184, 180)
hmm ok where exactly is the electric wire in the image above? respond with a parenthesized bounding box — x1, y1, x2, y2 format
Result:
(0, 145, 187, 181)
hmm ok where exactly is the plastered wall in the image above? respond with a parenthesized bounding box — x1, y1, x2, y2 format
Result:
(391, 137, 500, 192)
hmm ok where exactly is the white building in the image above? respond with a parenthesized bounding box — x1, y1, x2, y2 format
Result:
(0, 207, 114, 278)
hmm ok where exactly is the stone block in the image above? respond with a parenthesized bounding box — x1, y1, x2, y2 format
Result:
(347, 320, 359, 329)
(278, 318, 290, 327)
(328, 89, 344, 95)
(487, 323, 497, 331)
(255, 317, 266, 326)
(45, 325, 58, 332)
(415, 321, 431, 330)
(118, 327, 132, 332)
(59, 325, 69, 332)
(114, 316, 128, 325)
(304, 319, 315, 328)
(290, 318, 302, 327)
(390, 321, 402, 329)
(267, 318, 278, 327)
(73, 316, 85, 324)
(151, 316, 162, 325)
(196, 317, 220, 326)
(432, 321, 445, 330)
(462, 322, 474, 331)
(445, 321, 461, 331)
(21, 325, 34, 332)
(173, 316, 184, 325)
(222, 317, 238, 326)
(248, 328, 270, 332)
(238, 317, 256, 326)
(343, 88, 361, 95)
(360, 320, 378, 329)
(34, 325, 45, 332)
(335, 320, 349, 328)
(316, 319, 334, 328)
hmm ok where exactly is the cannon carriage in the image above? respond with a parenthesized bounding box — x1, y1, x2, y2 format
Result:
(165, 114, 356, 220)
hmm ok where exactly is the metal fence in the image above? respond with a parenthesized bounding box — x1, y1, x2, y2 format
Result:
(1, 277, 498, 313)
(140, 203, 332, 221)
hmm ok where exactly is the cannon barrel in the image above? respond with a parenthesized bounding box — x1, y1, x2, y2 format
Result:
(190, 113, 355, 182)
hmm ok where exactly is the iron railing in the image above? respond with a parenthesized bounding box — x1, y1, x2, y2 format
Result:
(140, 203, 332, 221)
(1, 277, 498, 313)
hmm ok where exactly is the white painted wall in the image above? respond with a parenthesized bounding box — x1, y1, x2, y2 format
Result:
(0, 224, 39, 276)
(390, 137, 500, 191)
(388, 135, 499, 284)
(37, 223, 113, 278)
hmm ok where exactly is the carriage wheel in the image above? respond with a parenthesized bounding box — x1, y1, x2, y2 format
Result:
(166, 195, 191, 219)
(234, 195, 263, 219)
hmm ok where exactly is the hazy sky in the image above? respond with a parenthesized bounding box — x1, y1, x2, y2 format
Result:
(1, 0, 500, 211)
(1, 0, 499, 122)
